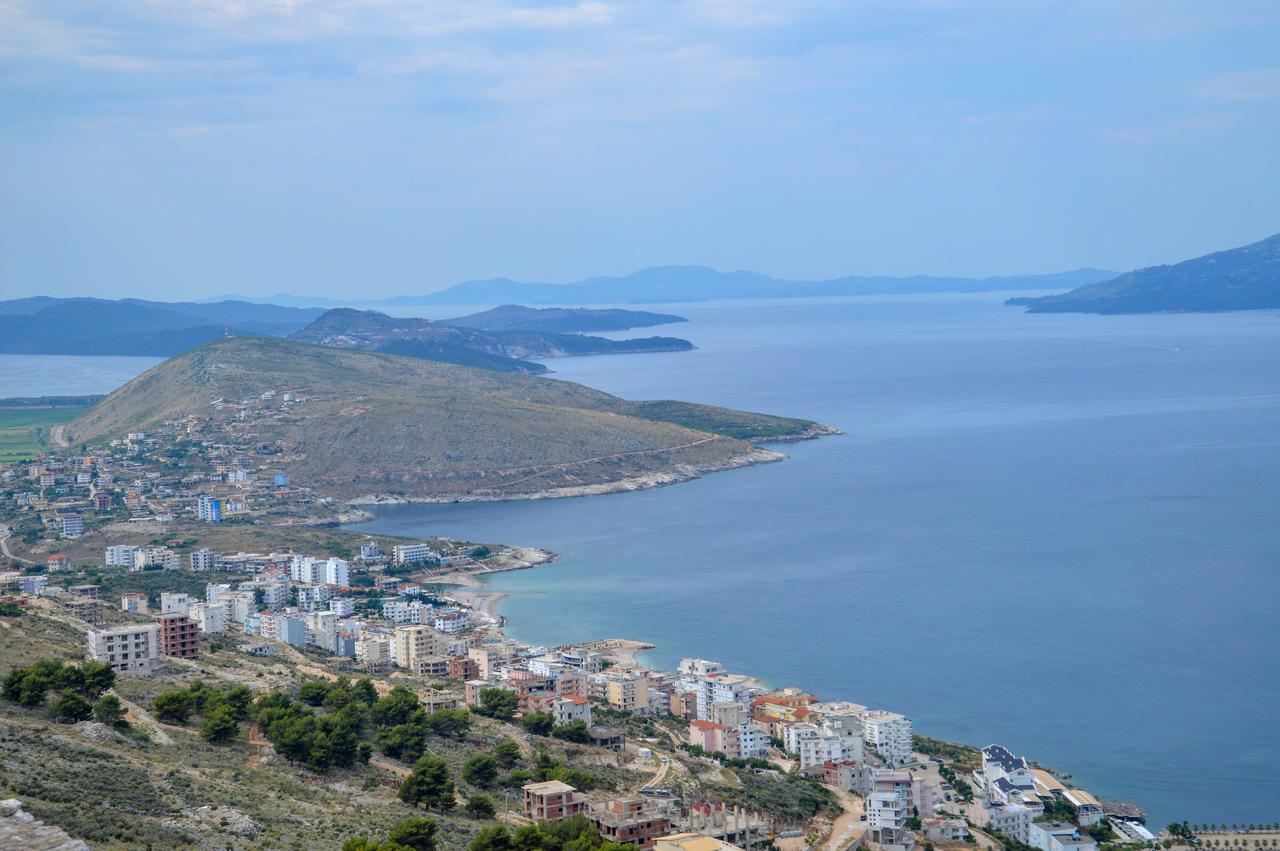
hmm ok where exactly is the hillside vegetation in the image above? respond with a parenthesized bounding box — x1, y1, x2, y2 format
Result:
(66, 337, 830, 501)
(443, 304, 686, 333)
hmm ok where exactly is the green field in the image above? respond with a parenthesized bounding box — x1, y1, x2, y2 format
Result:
(0, 405, 90, 462)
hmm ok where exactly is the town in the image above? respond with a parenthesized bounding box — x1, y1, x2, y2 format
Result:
(0, 402, 1251, 851)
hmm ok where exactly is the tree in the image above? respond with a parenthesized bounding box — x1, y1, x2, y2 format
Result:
(468, 825, 514, 851)
(520, 711, 554, 736)
(399, 756, 456, 811)
(494, 739, 521, 768)
(466, 795, 496, 820)
(353, 678, 379, 706)
(93, 693, 127, 728)
(424, 708, 471, 739)
(373, 686, 421, 728)
(342, 839, 413, 851)
(299, 679, 332, 706)
(551, 720, 590, 743)
(50, 688, 92, 723)
(153, 690, 194, 724)
(387, 816, 439, 851)
(473, 688, 518, 721)
(223, 684, 254, 722)
(463, 753, 499, 787)
(201, 704, 240, 744)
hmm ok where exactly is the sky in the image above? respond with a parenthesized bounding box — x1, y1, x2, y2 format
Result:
(2, 1, 1279, 300)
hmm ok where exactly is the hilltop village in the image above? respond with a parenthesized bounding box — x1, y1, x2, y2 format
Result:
(0, 393, 1234, 851)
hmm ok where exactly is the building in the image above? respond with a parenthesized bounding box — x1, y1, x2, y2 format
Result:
(357, 635, 394, 673)
(923, 818, 970, 843)
(433, 610, 470, 634)
(987, 804, 1035, 844)
(392, 624, 447, 674)
(190, 548, 219, 571)
(159, 591, 195, 615)
(523, 780, 587, 822)
(46, 553, 73, 572)
(863, 710, 913, 767)
(552, 694, 594, 727)
(674, 804, 768, 849)
(156, 611, 200, 658)
(654, 835, 745, 851)
(60, 513, 84, 539)
(449, 656, 480, 681)
(981, 744, 1040, 806)
(296, 584, 332, 613)
(120, 593, 149, 614)
(329, 597, 356, 617)
(866, 769, 914, 846)
(606, 676, 651, 713)
(87, 624, 162, 675)
(1029, 822, 1098, 851)
(393, 543, 438, 566)
(590, 797, 673, 848)
(196, 494, 223, 522)
(689, 720, 739, 758)
(1061, 789, 1105, 827)
(188, 601, 227, 634)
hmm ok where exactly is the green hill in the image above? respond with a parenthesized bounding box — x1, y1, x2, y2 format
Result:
(66, 337, 832, 501)
(1007, 232, 1280, 313)
(443, 304, 686, 332)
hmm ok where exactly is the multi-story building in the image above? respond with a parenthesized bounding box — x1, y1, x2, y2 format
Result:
(551, 694, 593, 727)
(383, 599, 430, 625)
(866, 769, 914, 846)
(392, 624, 447, 673)
(987, 804, 1035, 844)
(689, 720, 740, 758)
(589, 797, 673, 848)
(677, 663, 762, 722)
(60, 513, 84, 539)
(523, 781, 586, 822)
(190, 548, 219, 571)
(196, 494, 222, 522)
(393, 543, 438, 567)
(605, 676, 652, 713)
(449, 656, 480, 681)
(296, 584, 332, 613)
(156, 611, 200, 658)
(87, 624, 162, 675)
(356, 635, 393, 673)
(710, 703, 770, 759)
(862, 710, 912, 767)
(433, 610, 470, 634)
(328, 598, 356, 617)
(120, 593, 149, 614)
(187, 602, 227, 633)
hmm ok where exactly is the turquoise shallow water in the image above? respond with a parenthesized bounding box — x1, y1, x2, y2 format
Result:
(357, 294, 1280, 826)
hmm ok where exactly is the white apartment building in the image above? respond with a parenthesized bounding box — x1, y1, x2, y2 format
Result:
(434, 610, 470, 634)
(159, 592, 195, 615)
(551, 695, 594, 727)
(981, 744, 1039, 805)
(188, 602, 227, 634)
(383, 599, 431, 625)
(863, 710, 913, 767)
(866, 769, 915, 847)
(676, 661, 762, 721)
(296, 584, 333, 613)
(190, 548, 219, 571)
(710, 702, 771, 759)
(393, 543, 438, 566)
(205, 583, 232, 604)
(988, 804, 1036, 844)
(357, 635, 393, 671)
(87, 624, 162, 675)
(329, 598, 356, 617)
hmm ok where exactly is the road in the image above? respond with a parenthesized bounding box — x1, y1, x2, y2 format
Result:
(0, 525, 35, 565)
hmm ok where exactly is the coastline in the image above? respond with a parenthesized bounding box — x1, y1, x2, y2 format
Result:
(345, 444, 788, 505)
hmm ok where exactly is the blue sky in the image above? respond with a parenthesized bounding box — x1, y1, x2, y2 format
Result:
(2, 0, 1279, 300)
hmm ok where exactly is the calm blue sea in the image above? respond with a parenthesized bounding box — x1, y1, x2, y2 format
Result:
(6, 295, 1277, 825)
(357, 294, 1280, 827)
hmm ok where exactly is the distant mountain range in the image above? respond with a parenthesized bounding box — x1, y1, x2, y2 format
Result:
(209, 266, 1117, 308)
(0, 297, 324, 356)
(290, 308, 693, 374)
(1007, 233, 1280, 314)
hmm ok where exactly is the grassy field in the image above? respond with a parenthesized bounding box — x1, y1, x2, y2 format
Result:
(0, 404, 91, 462)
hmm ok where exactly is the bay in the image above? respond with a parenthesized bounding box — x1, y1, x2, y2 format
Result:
(357, 293, 1280, 827)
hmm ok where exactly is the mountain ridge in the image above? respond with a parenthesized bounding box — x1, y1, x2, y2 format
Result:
(1007, 233, 1280, 314)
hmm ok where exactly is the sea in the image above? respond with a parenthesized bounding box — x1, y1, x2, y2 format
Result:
(7, 293, 1278, 826)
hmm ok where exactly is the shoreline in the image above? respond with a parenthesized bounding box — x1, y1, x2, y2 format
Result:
(344, 445, 789, 505)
